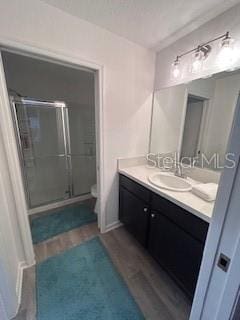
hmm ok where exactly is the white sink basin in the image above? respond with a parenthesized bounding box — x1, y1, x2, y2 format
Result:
(148, 172, 192, 192)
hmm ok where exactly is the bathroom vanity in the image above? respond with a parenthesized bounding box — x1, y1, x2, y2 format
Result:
(118, 69, 239, 301)
(118, 166, 211, 299)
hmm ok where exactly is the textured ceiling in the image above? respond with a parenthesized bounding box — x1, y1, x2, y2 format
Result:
(41, 0, 240, 50)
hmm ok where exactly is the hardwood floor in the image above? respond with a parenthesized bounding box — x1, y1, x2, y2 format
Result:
(14, 222, 191, 320)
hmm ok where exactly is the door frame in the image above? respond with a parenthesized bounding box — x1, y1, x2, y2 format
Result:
(190, 93, 240, 319)
(178, 92, 209, 160)
(0, 39, 105, 267)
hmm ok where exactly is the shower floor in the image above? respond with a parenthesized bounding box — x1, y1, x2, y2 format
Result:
(30, 201, 97, 244)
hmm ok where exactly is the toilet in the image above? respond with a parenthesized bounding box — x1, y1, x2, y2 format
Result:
(91, 184, 99, 215)
(91, 184, 97, 198)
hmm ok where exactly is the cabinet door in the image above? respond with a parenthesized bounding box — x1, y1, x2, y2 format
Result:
(119, 187, 149, 247)
(148, 211, 204, 298)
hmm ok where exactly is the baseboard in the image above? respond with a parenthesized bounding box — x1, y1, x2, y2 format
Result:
(16, 261, 25, 306)
(28, 193, 92, 216)
(15, 260, 35, 316)
(104, 220, 123, 233)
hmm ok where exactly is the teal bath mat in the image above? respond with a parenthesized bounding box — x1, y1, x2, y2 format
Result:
(31, 204, 97, 244)
(36, 237, 144, 320)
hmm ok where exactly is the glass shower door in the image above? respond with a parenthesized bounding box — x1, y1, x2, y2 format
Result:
(13, 99, 70, 208)
(67, 106, 96, 197)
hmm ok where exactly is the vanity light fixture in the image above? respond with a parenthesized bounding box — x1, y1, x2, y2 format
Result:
(171, 32, 235, 78)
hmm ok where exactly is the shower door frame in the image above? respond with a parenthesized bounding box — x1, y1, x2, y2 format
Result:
(0, 40, 104, 272)
(10, 97, 75, 209)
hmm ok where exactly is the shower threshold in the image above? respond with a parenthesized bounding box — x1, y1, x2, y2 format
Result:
(28, 193, 92, 216)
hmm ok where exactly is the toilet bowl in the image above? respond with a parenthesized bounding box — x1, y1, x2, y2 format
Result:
(91, 184, 97, 198)
(91, 184, 99, 215)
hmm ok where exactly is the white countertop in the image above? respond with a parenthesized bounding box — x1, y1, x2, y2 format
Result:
(119, 165, 215, 223)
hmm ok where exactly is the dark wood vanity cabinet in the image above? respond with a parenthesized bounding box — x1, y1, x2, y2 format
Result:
(119, 174, 209, 299)
(148, 210, 205, 297)
(119, 175, 150, 247)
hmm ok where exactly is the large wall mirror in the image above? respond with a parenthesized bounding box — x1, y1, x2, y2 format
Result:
(150, 70, 240, 171)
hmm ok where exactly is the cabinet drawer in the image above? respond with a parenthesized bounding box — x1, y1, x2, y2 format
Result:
(119, 174, 150, 203)
(152, 194, 208, 243)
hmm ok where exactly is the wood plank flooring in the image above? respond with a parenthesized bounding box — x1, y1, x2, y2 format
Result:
(14, 222, 191, 320)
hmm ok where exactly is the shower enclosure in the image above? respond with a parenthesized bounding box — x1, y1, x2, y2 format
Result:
(11, 97, 96, 209)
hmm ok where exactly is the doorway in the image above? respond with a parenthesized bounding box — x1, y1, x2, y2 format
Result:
(180, 95, 207, 162)
(0, 43, 104, 317)
(2, 50, 98, 212)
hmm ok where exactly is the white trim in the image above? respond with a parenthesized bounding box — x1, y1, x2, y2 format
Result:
(15, 260, 35, 318)
(0, 38, 105, 267)
(217, 227, 240, 319)
(196, 99, 209, 154)
(104, 220, 123, 233)
(0, 37, 102, 72)
(177, 87, 188, 156)
(190, 94, 240, 319)
(16, 261, 26, 308)
(28, 193, 93, 216)
(94, 66, 105, 233)
(0, 53, 35, 266)
(16, 262, 24, 307)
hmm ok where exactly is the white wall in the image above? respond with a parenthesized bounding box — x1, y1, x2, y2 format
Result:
(154, 3, 240, 89)
(0, 0, 155, 226)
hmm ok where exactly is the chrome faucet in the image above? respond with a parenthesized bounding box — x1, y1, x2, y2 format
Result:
(174, 162, 186, 178)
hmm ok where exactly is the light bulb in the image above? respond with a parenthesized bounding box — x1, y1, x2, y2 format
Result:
(171, 57, 181, 79)
(217, 33, 236, 68)
(191, 48, 204, 74)
(172, 65, 180, 78)
(192, 59, 202, 73)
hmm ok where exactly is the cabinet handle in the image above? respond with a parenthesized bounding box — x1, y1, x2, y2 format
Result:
(143, 207, 148, 212)
(151, 214, 155, 218)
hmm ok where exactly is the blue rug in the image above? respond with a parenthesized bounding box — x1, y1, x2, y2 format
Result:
(36, 237, 144, 320)
(31, 204, 97, 244)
